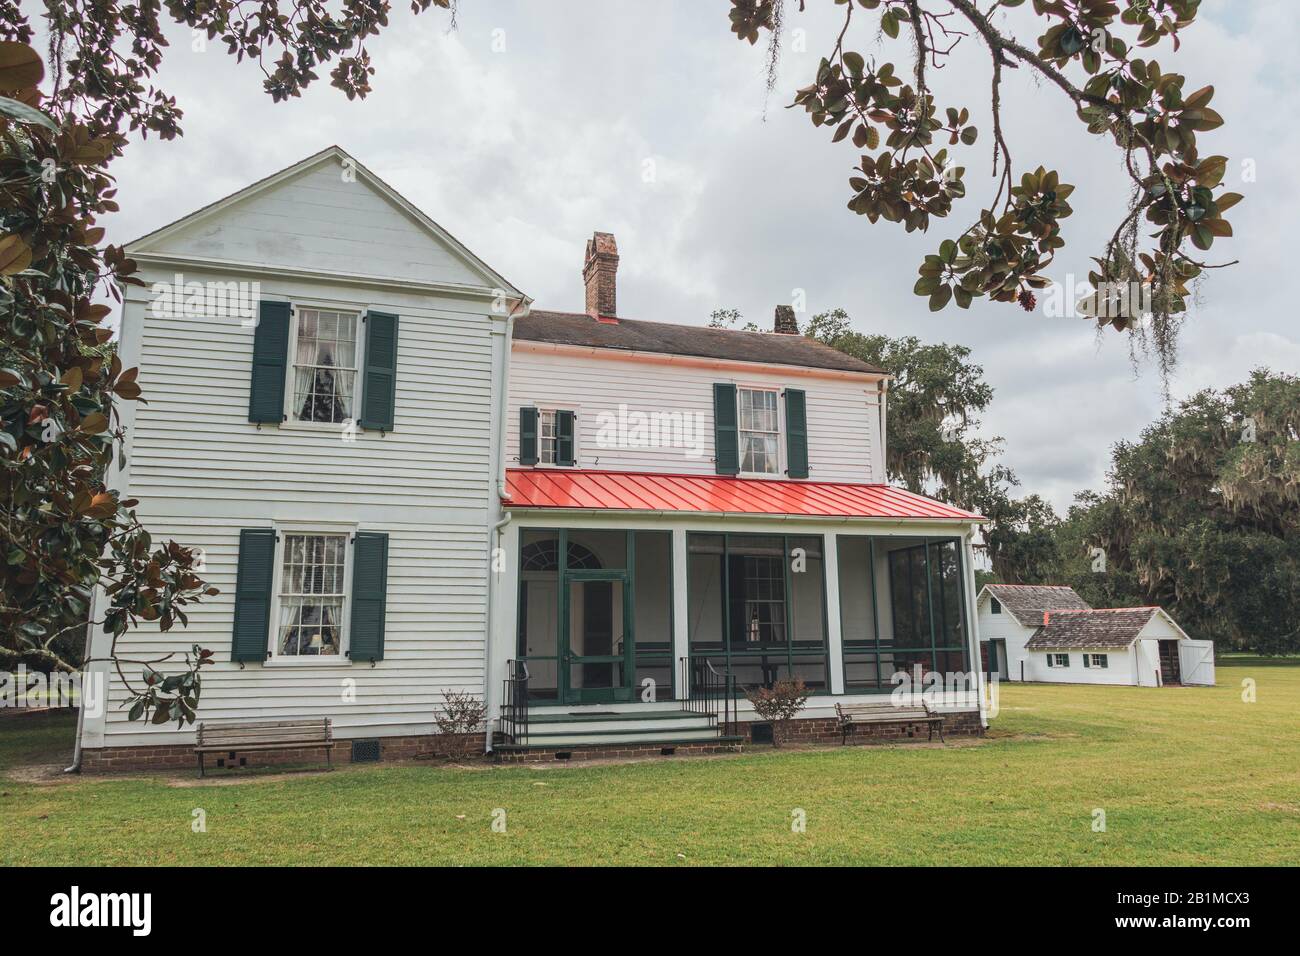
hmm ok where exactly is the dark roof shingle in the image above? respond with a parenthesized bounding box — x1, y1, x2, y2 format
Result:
(1024, 607, 1163, 650)
(513, 310, 885, 375)
(984, 584, 1091, 626)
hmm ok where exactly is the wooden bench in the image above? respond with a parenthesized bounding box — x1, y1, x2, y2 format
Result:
(835, 700, 945, 745)
(194, 718, 333, 776)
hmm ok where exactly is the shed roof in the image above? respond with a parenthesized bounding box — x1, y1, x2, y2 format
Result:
(1024, 607, 1165, 650)
(982, 584, 1091, 627)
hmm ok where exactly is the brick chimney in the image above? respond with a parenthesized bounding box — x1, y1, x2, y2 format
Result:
(774, 305, 799, 334)
(583, 231, 619, 317)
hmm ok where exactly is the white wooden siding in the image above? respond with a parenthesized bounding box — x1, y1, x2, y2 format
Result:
(138, 156, 489, 288)
(85, 254, 503, 747)
(506, 347, 881, 482)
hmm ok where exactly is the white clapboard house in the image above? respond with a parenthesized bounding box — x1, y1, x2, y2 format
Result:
(79, 147, 991, 768)
(976, 584, 1214, 686)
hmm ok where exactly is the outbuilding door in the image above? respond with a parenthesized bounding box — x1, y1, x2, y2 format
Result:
(1179, 640, 1216, 686)
(1158, 640, 1182, 685)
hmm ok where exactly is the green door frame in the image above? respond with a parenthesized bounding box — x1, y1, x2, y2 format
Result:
(560, 568, 635, 704)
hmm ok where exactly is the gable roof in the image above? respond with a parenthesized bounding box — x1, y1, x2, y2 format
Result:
(513, 310, 885, 375)
(126, 145, 525, 298)
(981, 584, 1091, 626)
(1024, 607, 1175, 650)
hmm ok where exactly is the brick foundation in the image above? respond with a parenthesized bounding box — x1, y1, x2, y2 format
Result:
(80, 710, 984, 772)
(737, 709, 983, 746)
(493, 740, 743, 764)
(80, 732, 481, 774)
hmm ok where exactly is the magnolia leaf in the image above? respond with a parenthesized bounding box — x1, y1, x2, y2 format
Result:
(80, 412, 109, 434)
(0, 93, 57, 131)
(928, 284, 953, 311)
(0, 234, 32, 275)
(0, 41, 44, 92)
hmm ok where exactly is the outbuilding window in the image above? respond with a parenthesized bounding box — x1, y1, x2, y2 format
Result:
(1047, 653, 1069, 668)
(1085, 653, 1109, 668)
(991, 597, 1002, 614)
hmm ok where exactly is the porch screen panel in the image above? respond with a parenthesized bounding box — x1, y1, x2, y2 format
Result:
(632, 531, 675, 700)
(687, 534, 725, 656)
(837, 535, 882, 691)
(930, 539, 970, 672)
(686, 532, 828, 694)
(878, 538, 972, 681)
(516, 529, 561, 700)
(788, 535, 828, 691)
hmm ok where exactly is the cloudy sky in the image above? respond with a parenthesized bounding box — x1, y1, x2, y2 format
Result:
(103, 0, 1292, 511)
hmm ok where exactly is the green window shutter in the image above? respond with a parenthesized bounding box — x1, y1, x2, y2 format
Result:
(1083, 653, 1091, 668)
(784, 388, 809, 479)
(519, 406, 539, 465)
(359, 311, 399, 431)
(556, 410, 576, 466)
(349, 532, 389, 663)
(713, 383, 739, 475)
(231, 529, 276, 662)
(248, 301, 290, 423)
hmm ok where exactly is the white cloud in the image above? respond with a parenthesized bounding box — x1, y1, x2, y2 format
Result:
(100, 0, 1289, 511)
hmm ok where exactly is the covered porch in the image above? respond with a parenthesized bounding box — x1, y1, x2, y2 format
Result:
(488, 470, 988, 751)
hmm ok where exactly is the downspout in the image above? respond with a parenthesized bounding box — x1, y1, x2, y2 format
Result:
(481, 297, 526, 752)
(878, 378, 889, 481)
(64, 595, 95, 773)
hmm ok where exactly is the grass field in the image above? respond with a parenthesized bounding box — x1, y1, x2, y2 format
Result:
(1, 658, 1297, 866)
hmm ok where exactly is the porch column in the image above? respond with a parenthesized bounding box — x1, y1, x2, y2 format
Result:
(671, 528, 690, 697)
(963, 527, 987, 726)
(824, 533, 846, 695)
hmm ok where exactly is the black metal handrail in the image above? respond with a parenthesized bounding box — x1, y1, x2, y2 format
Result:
(679, 656, 736, 737)
(501, 659, 530, 746)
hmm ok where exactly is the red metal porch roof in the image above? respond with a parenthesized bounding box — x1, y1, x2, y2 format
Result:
(503, 469, 983, 521)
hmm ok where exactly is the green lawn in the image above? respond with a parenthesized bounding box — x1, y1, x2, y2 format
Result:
(1, 658, 1297, 865)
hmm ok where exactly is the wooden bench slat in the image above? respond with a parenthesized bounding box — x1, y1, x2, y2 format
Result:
(835, 700, 945, 744)
(194, 718, 333, 775)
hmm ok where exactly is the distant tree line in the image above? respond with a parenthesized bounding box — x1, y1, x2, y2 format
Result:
(715, 306, 1299, 655)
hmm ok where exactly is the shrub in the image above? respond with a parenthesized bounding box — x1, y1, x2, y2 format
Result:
(745, 679, 809, 747)
(432, 689, 487, 757)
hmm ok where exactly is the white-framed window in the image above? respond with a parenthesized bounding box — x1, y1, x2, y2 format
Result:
(273, 531, 351, 657)
(539, 409, 559, 465)
(990, 597, 1002, 614)
(1089, 653, 1108, 668)
(1047, 653, 1069, 668)
(290, 307, 360, 424)
(738, 386, 780, 475)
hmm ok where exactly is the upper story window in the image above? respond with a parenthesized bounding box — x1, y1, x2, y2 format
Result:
(539, 409, 560, 465)
(991, 597, 1002, 614)
(293, 308, 358, 423)
(276, 533, 348, 657)
(738, 387, 780, 475)
(520, 406, 575, 467)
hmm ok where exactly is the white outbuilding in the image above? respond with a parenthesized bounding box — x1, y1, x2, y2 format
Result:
(976, 584, 1214, 686)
